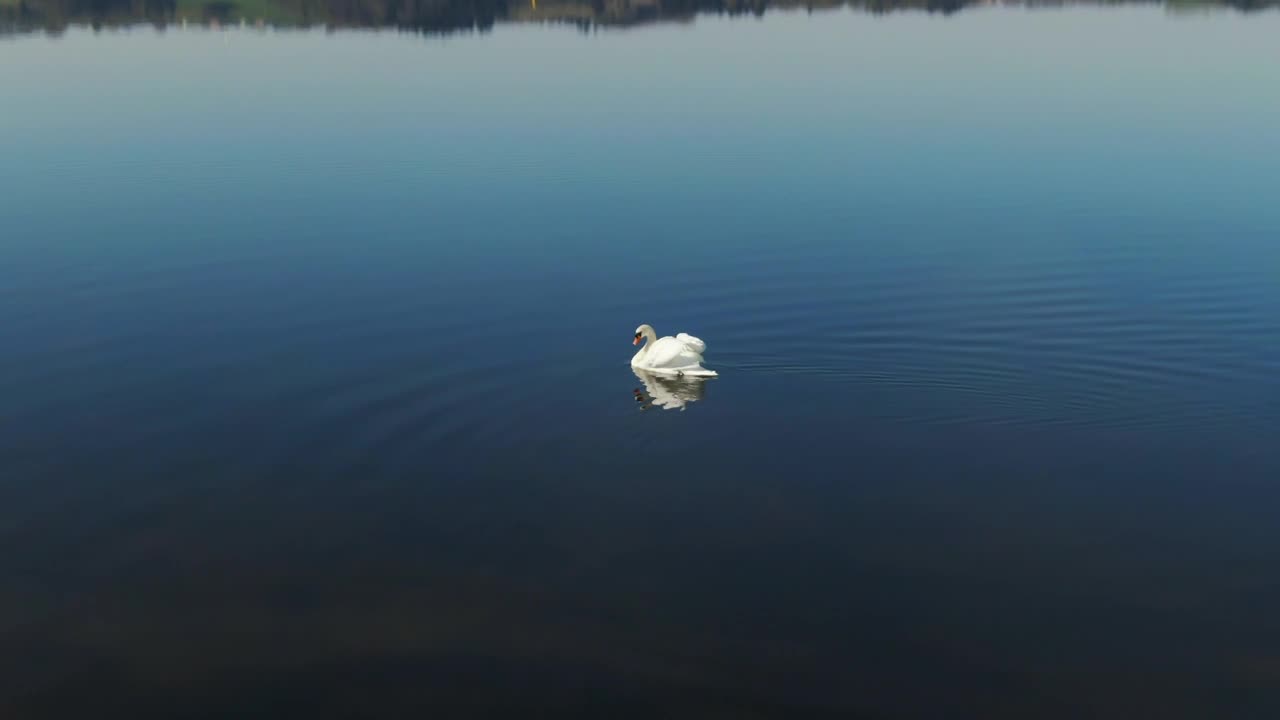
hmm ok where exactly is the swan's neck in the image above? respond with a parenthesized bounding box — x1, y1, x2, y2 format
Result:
(633, 327, 659, 364)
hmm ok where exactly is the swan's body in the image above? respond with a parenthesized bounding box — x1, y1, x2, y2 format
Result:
(631, 324, 717, 377)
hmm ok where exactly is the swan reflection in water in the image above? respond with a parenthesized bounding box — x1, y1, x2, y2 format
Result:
(631, 368, 713, 411)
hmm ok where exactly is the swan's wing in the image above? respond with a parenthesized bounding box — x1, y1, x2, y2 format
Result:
(642, 336, 689, 369)
(676, 333, 706, 354)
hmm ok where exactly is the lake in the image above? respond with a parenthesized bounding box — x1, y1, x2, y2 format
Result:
(2, 2, 1279, 718)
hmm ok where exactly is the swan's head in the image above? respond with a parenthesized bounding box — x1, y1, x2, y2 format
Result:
(633, 324, 653, 346)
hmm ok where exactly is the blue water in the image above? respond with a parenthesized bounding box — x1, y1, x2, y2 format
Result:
(3, 7, 1280, 718)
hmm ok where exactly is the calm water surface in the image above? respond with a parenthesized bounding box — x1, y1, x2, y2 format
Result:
(3, 6, 1280, 718)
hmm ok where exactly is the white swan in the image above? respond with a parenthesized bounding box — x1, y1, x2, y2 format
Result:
(631, 324, 717, 377)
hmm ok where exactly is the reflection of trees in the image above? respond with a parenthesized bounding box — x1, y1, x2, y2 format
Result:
(1, 0, 509, 34)
(282, 0, 507, 31)
(3, 0, 178, 34)
(3, 0, 1277, 35)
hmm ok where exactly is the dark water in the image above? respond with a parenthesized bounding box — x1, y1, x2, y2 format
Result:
(3, 6, 1280, 719)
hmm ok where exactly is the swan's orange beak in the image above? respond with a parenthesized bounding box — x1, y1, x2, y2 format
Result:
(633, 336, 641, 346)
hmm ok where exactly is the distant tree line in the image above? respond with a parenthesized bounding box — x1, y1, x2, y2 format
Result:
(3, 0, 1277, 36)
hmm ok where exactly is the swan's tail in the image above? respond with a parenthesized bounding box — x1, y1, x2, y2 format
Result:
(680, 368, 718, 378)
(640, 366, 718, 378)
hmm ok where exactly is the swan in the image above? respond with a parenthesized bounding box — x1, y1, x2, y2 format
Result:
(631, 324, 717, 377)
